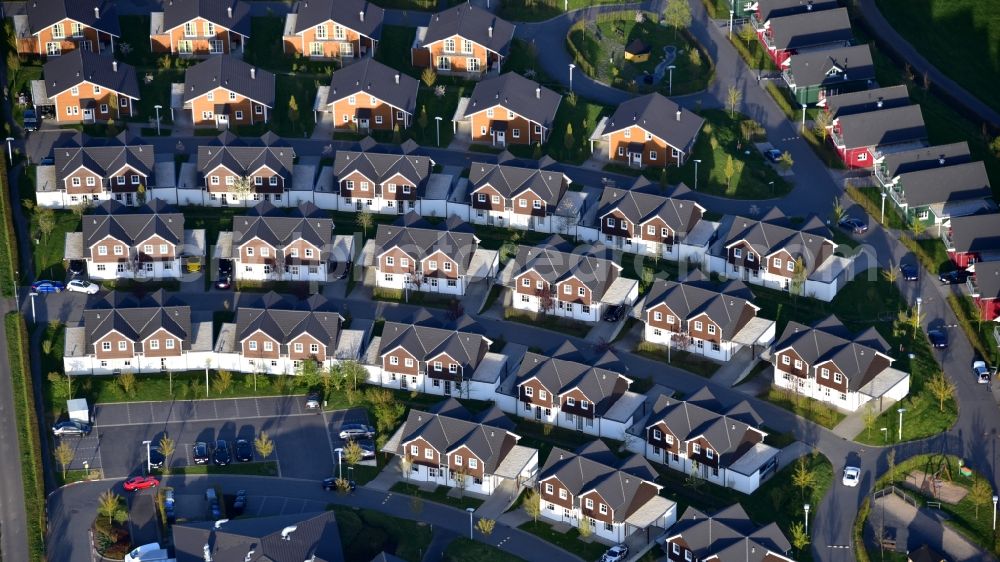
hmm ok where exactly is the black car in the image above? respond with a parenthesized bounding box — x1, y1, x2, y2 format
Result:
(900, 263, 919, 281)
(148, 446, 165, 469)
(927, 329, 948, 349)
(67, 260, 87, 277)
(602, 304, 626, 322)
(764, 148, 782, 162)
(234, 439, 253, 462)
(213, 440, 231, 466)
(232, 489, 247, 515)
(939, 269, 970, 284)
(22, 109, 38, 132)
(321, 477, 356, 492)
(216, 259, 233, 289)
(331, 261, 352, 280)
(193, 441, 210, 464)
(838, 217, 868, 234)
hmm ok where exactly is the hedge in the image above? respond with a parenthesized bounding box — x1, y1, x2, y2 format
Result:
(0, 153, 20, 295)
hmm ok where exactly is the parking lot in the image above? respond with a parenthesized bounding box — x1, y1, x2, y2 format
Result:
(55, 396, 371, 482)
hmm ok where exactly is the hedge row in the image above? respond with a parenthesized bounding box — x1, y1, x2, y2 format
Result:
(0, 153, 20, 295)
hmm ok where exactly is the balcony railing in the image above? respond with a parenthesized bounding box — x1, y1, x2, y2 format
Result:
(966, 276, 979, 297)
(781, 70, 795, 88)
(940, 227, 956, 251)
(994, 325, 1000, 347)
(749, 13, 765, 31)
(829, 127, 846, 149)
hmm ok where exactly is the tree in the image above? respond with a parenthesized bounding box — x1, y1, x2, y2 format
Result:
(724, 155, 737, 190)
(778, 151, 794, 174)
(740, 119, 759, 144)
(726, 86, 742, 118)
(927, 372, 956, 413)
(287, 95, 300, 129)
(392, 123, 401, 144)
(663, 0, 692, 39)
(789, 521, 810, 554)
(213, 369, 233, 394)
(255, 431, 274, 459)
(452, 466, 469, 497)
(863, 403, 878, 440)
(335, 477, 352, 493)
(296, 359, 322, 388)
(909, 217, 925, 238)
(830, 198, 845, 224)
(117, 371, 136, 398)
(97, 491, 124, 526)
(36, 207, 56, 239)
(400, 455, 413, 481)
(417, 105, 429, 131)
(54, 441, 74, 480)
(739, 23, 756, 47)
(791, 457, 816, 501)
(903, 306, 923, 339)
(476, 518, 496, 536)
(882, 266, 899, 285)
(6, 51, 20, 74)
(791, 257, 807, 297)
(339, 360, 365, 393)
(523, 489, 541, 524)
(158, 436, 175, 473)
(343, 439, 364, 466)
(564, 122, 575, 153)
(233, 175, 255, 206)
(421, 67, 437, 88)
(813, 109, 832, 143)
(578, 515, 593, 538)
(886, 448, 897, 481)
(356, 209, 373, 237)
(970, 477, 993, 519)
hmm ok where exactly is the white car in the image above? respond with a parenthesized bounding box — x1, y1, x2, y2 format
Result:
(842, 466, 861, 487)
(973, 360, 992, 384)
(601, 545, 628, 562)
(66, 279, 99, 295)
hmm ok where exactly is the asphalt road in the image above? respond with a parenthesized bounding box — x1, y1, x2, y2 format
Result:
(0, 301, 29, 562)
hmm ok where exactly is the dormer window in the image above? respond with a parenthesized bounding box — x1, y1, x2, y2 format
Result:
(316, 24, 327, 39)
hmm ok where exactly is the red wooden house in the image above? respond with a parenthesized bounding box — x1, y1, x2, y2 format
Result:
(757, 7, 851, 66)
(829, 104, 926, 169)
(946, 213, 1000, 269)
(969, 260, 1000, 321)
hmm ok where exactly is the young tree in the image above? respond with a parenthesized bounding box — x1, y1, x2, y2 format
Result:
(339, 360, 366, 393)
(36, 207, 56, 239)
(863, 403, 878, 440)
(882, 266, 899, 285)
(158, 435, 176, 473)
(886, 448, 897, 481)
(117, 371, 136, 398)
(356, 209, 373, 238)
(296, 359, 322, 388)
(563, 122, 575, 153)
(421, 67, 437, 88)
(287, 95, 300, 129)
(136, 184, 147, 205)
(343, 439, 364, 466)
(578, 515, 593, 538)
(791, 456, 816, 501)
(97, 491, 124, 525)
(55, 441, 75, 480)
(417, 105, 429, 131)
(476, 518, 496, 536)
(778, 151, 794, 174)
(726, 86, 742, 118)
(233, 175, 255, 206)
(452, 466, 469, 497)
(392, 123, 401, 144)
(927, 372, 956, 413)
(813, 109, 832, 143)
(523, 489, 541, 524)
(791, 257, 807, 297)
(255, 431, 275, 459)
(663, 0, 692, 39)
(739, 23, 756, 47)
(213, 369, 233, 394)
(789, 521, 810, 554)
(830, 198, 845, 224)
(400, 455, 413, 481)
(970, 477, 993, 519)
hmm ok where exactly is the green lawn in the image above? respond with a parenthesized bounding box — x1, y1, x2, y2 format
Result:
(845, 185, 907, 231)
(502, 309, 592, 338)
(634, 342, 721, 378)
(512, 418, 620, 465)
(517, 520, 608, 561)
(375, 25, 419, 78)
(157, 461, 279, 477)
(498, 0, 622, 22)
(727, 28, 777, 71)
(244, 16, 337, 75)
(118, 16, 160, 67)
(875, 0, 1000, 115)
(410, 84, 467, 147)
(30, 209, 80, 280)
(762, 387, 846, 428)
(332, 506, 434, 562)
(502, 40, 556, 90)
(445, 538, 523, 562)
(270, 74, 319, 137)
(947, 295, 997, 364)
(370, 0, 439, 11)
(390, 482, 485, 511)
(134, 69, 184, 123)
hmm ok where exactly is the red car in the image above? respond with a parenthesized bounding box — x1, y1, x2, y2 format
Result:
(123, 476, 159, 492)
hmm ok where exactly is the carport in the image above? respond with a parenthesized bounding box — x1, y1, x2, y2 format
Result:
(731, 317, 777, 358)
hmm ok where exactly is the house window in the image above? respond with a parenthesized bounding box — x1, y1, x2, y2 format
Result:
(858, 152, 869, 162)
(585, 498, 593, 509)
(86, 177, 96, 187)
(261, 247, 269, 257)
(666, 435, 674, 445)
(165, 339, 175, 350)
(599, 503, 607, 514)
(782, 355, 790, 365)
(348, 95, 356, 105)
(773, 257, 782, 268)
(294, 343, 303, 353)
(455, 455, 463, 466)
(522, 278, 531, 287)
(581, 400, 589, 410)
(694, 321, 703, 331)
(578, 287, 585, 297)
(834, 373, 843, 384)
(653, 429, 662, 440)
(624, 129, 631, 138)
(98, 246, 108, 256)
(512, 128, 521, 139)
(747, 252, 755, 262)
(647, 225, 656, 236)
(399, 258, 408, 268)
(389, 356, 399, 366)
(149, 340, 159, 350)
(794, 360, 803, 369)
(567, 397, 575, 407)
(143, 244, 153, 254)
(52, 24, 65, 39)
(707, 325, 716, 335)
(444, 38, 456, 53)
(100, 104, 109, 114)
(534, 125, 542, 135)
(334, 25, 345, 40)
(118, 341, 128, 351)
(425, 449, 434, 459)
(524, 386, 533, 397)
(263, 342, 273, 352)
(649, 150, 657, 161)
(113, 246, 124, 255)
(539, 389, 547, 400)
(667, 315, 676, 324)
(559, 489, 567, 499)
(532, 200, 541, 210)
(519, 199, 527, 208)
(692, 443, 701, 454)
(787, 261, 795, 272)
(706, 448, 714, 459)
(433, 361, 443, 371)
(102, 342, 111, 351)
(545, 483, 553, 494)
(255, 105, 263, 115)
(310, 344, 319, 354)
(443, 262, 452, 272)
(448, 363, 458, 374)
(672, 544, 680, 555)
(428, 260, 438, 270)
(734, 248, 742, 258)
(821, 368, 829, 379)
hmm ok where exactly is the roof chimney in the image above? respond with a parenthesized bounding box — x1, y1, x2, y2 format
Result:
(250, 67, 256, 79)
(112, 61, 118, 72)
(395, 73, 400, 84)
(939, 156, 946, 165)
(94, 6, 99, 18)
(360, 10, 365, 21)
(876, 97, 883, 108)
(807, 1, 813, 9)
(488, 25, 493, 38)
(535, 87, 540, 99)
(227, 6, 233, 18)
(676, 110, 681, 121)
(280, 525, 298, 540)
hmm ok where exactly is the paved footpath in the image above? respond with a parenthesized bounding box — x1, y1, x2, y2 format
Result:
(871, 494, 996, 562)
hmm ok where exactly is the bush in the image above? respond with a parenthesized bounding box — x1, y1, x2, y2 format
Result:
(0, 153, 20, 295)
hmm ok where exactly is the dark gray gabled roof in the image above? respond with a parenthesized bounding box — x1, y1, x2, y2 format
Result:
(947, 213, 1000, 254)
(599, 93, 705, 153)
(668, 504, 792, 562)
(821, 85, 910, 118)
(468, 162, 568, 208)
(507, 235, 622, 300)
(84, 290, 192, 350)
(292, 0, 384, 39)
(596, 182, 704, 235)
(197, 132, 295, 178)
(722, 208, 834, 273)
(374, 220, 479, 275)
(82, 199, 184, 255)
(162, 0, 251, 37)
(423, 2, 515, 56)
(183, 55, 275, 107)
(325, 58, 419, 115)
(976, 261, 1000, 300)
(172, 511, 342, 562)
(785, 44, 874, 88)
(895, 161, 992, 208)
(642, 271, 758, 339)
(333, 150, 432, 196)
(767, 7, 851, 51)
(27, 0, 120, 36)
(906, 545, 946, 562)
(54, 138, 154, 186)
(378, 322, 490, 373)
(756, 0, 839, 22)
(773, 315, 894, 391)
(516, 350, 632, 416)
(43, 50, 139, 99)
(232, 201, 334, 251)
(463, 72, 561, 130)
(879, 141, 971, 178)
(397, 403, 519, 473)
(835, 104, 926, 149)
(235, 291, 342, 350)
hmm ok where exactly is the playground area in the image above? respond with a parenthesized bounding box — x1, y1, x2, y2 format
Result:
(905, 470, 969, 504)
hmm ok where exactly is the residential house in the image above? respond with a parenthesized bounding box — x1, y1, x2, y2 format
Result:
(874, 142, 971, 183)
(376, 320, 492, 396)
(411, 2, 515, 77)
(224, 201, 334, 282)
(182, 55, 275, 128)
(514, 342, 636, 439)
(468, 162, 570, 232)
(197, 131, 295, 206)
(782, 44, 874, 105)
(640, 387, 779, 494)
(320, 58, 419, 132)
(829, 104, 926, 168)
(41, 50, 139, 123)
(772, 315, 911, 412)
(757, 7, 851, 66)
(595, 93, 705, 167)
(967, 260, 1000, 322)
(878, 160, 993, 225)
(14, 0, 119, 56)
(749, 0, 839, 29)
(372, 215, 496, 296)
(907, 545, 947, 562)
(664, 504, 794, 562)
(638, 270, 775, 362)
(499, 235, 638, 322)
(282, 0, 384, 60)
(172, 512, 343, 562)
(150, 0, 251, 56)
(820, 84, 909, 116)
(537, 441, 676, 543)
(42, 131, 155, 207)
(943, 213, 1000, 269)
(332, 149, 433, 214)
(63, 291, 213, 375)
(65, 199, 203, 280)
(387, 398, 538, 495)
(456, 72, 561, 147)
(595, 181, 705, 260)
(708, 208, 849, 301)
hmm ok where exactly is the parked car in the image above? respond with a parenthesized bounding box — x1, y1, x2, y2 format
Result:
(22, 109, 38, 132)
(234, 439, 253, 462)
(164, 488, 176, 524)
(601, 544, 629, 562)
(837, 217, 868, 234)
(147, 446, 165, 469)
(30, 280, 65, 293)
(232, 489, 247, 516)
(215, 274, 232, 290)
(349, 439, 376, 460)
(322, 477, 355, 492)
(193, 442, 210, 464)
(123, 476, 160, 492)
(331, 261, 352, 281)
(67, 279, 100, 294)
(52, 420, 91, 436)
(213, 440, 231, 466)
(305, 391, 321, 410)
(927, 329, 948, 349)
(602, 304, 626, 322)
(973, 360, 992, 384)
(764, 148, 782, 162)
(938, 269, 970, 284)
(218, 258, 233, 277)
(205, 487, 221, 519)
(67, 260, 87, 276)
(899, 263, 919, 281)
(338, 424, 375, 440)
(842, 466, 860, 487)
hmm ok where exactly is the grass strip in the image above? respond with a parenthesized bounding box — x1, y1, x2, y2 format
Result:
(0, 153, 20, 294)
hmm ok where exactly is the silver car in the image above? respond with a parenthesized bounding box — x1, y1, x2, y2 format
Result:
(338, 424, 375, 440)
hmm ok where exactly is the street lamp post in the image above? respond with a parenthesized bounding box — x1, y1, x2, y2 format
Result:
(348, 466, 354, 486)
(467, 507, 475, 539)
(801, 104, 807, 131)
(916, 297, 922, 320)
(667, 65, 676, 96)
(142, 440, 152, 474)
(804, 503, 810, 534)
(693, 159, 701, 190)
(569, 64, 575, 92)
(153, 105, 163, 136)
(729, 11, 734, 38)
(434, 116, 442, 147)
(83, 460, 90, 477)
(4, 137, 13, 162)
(768, 181, 774, 195)
(897, 408, 906, 441)
(335, 448, 343, 480)
(993, 495, 998, 530)
(881, 427, 888, 442)
(880, 192, 887, 224)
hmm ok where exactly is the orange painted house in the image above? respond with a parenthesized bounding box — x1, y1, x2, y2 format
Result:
(597, 93, 704, 168)
(456, 72, 560, 147)
(321, 58, 418, 132)
(411, 2, 514, 77)
(149, 0, 251, 57)
(41, 51, 139, 123)
(182, 56, 275, 128)
(14, 0, 119, 57)
(282, 0, 384, 60)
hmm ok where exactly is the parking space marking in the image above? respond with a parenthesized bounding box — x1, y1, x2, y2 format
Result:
(95, 410, 320, 428)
